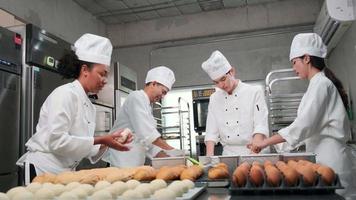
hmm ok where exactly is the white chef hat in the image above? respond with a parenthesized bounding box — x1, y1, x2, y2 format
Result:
(289, 33, 327, 61)
(74, 33, 113, 66)
(145, 66, 175, 90)
(201, 50, 232, 80)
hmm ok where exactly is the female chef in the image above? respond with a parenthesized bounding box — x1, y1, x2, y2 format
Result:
(17, 33, 132, 183)
(249, 33, 356, 198)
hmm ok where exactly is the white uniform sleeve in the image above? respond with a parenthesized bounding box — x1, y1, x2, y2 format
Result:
(278, 82, 328, 148)
(204, 99, 220, 144)
(47, 90, 95, 160)
(126, 94, 161, 144)
(253, 88, 269, 137)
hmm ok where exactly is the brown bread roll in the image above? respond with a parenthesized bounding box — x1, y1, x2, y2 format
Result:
(32, 173, 57, 183)
(180, 165, 204, 181)
(133, 166, 157, 181)
(295, 164, 317, 186)
(232, 162, 250, 187)
(249, 164, 264, 187)
(264, 164, 281, 187)
(208, 163, 229, 180)
(276, 161, 299, 186)
(156, 165, 186, 181)
(317, 165, 335, 185)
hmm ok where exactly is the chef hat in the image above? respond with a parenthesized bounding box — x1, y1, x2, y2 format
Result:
(201, 50, 232, 80)
(74, 33, 113, 66)
(289, 33, 327, 61)
(145, 66, 175, 90)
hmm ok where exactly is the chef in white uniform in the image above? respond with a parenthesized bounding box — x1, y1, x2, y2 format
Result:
(17, 34, 132, 183)
(250, 33, 356, 198)
(201, 50, 269, 156)
(104, 66, 184, 167)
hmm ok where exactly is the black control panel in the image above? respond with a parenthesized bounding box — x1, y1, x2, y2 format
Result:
(25, 24, 71, 72)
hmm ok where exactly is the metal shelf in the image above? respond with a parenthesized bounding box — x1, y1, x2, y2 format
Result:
(154, 97, 192, 157)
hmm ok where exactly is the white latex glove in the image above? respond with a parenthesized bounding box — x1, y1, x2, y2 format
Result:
(164, 149, 185, 157)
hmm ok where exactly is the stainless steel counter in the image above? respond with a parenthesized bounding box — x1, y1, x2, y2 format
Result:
(195, 188, 345, 200)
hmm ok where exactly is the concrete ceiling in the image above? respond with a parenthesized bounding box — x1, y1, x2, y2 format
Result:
(73, 0, 282, 24)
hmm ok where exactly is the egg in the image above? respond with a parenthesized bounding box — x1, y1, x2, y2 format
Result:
(0, 192, 9, 200)
(6, 186, 27, 199)
(12, 191, 34, 200)
(26, 182, 42, 193)
(125, 179, 140, 189)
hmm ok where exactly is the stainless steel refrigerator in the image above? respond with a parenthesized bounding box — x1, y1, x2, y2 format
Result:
(0, 26, 22, 192)
(20, 24, 73, 152)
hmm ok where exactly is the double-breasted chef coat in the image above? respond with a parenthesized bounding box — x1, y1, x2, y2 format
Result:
(104, 90, 162, 167)
(204, 80, 269, 155)
(17, 80, 105, 176)
(278, 71, 356, 197)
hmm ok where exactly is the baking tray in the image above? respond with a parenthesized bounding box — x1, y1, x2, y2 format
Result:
(148, 156, 186, 169)
(239, 154, 281, 164)
(280, 152, 316, 163)
(114, 182, 207, 200)
(229, 172, 343, 195)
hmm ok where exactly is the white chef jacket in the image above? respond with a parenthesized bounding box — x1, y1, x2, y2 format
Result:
(204, 81, 269, 155)
(17, 80, 103, 175)
(279, 71, 356, 197)
(104, 90, 162, 167)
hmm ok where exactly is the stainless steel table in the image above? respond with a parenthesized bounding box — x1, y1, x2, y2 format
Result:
(195, 188, 345, 200)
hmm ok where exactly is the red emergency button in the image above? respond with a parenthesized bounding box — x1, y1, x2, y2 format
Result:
(14, 33, 22, 45)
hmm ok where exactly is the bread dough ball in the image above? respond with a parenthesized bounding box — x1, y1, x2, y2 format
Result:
(34, 187, 55, 200)
(0, 192, 9, 200)
(57, 192, 79, 200)
(63, 182, 77, 191)
(134, 184, 152, 197)
(77, 184, 94, 195)
(6, 187, 28, 199)
(167, 182, 184, 197)
(12, 191, 34, 200)
(182, 179, 195, 189)
(173, 180, 189, 193)
(94, 180, 111, 191)
(90, 190, 113, 200)
(42, 182, 54, 188)
(150, 179, 167, 191)
(51, 184, 65, 196)
(64, 182, 80, 191)
(26, 182, 42, 193)
(125, 180, 140, 189)
(105, 184, 128, 197)
(152, 188, 176, 200)
(121, 189, 143, 200)
(71, 188, 87, 200)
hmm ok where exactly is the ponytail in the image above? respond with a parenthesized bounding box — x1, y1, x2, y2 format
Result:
(309, 56, 349, 110)
(57, 50, 94, 79)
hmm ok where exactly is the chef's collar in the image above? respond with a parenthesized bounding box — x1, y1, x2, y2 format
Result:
(73, 80, 92, 103)
(141, 89, 151, 105)
(310, 71, 324, 83)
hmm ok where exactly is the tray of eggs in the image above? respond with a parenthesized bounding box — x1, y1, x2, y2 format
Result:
(229, 159, 342, 194)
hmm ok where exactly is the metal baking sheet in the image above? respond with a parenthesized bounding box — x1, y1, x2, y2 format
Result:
(239, 154, 281, 164)
(229, 173, 343, 195)
(281, 152, 316, 162)
(149, 157, 186, 169)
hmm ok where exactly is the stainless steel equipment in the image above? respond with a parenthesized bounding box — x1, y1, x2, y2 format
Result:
(155, 97, 193, 157)
(265, 69, 308, 152)
(0, 26, 22, 192)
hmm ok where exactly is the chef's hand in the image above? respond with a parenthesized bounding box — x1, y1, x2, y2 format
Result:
(111, 128, 133, 144)
(247, 139, 268, 154)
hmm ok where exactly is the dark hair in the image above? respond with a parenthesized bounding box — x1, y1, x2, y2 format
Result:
(303, 55, 349, 110)
(57, 50, 94, 79)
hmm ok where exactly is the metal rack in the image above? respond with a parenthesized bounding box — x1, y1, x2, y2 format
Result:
(265, 69, 308, 152)
(154, 97, 192, 157)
